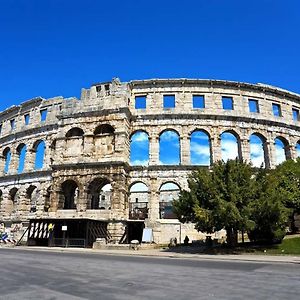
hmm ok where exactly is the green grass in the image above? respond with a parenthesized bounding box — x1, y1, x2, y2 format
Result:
(197, 236, 300, 256)
(252, 237, 300, 255)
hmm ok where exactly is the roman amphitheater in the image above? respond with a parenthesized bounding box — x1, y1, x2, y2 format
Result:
(0, 78, 299, 247)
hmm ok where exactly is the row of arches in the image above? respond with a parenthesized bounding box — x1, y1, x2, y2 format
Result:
(58, 179, 180, 220)
(0, 185, 51, 214)
(65, 124, 115, 137)
(3, 140, 46, 174)
(0, 180, 181, 220)
(130, 130, 300, 167)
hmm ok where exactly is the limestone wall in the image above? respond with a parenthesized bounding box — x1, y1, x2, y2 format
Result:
(0, 78, 299, 244)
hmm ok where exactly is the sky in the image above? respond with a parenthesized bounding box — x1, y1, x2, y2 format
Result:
(1, 0, 300, 112)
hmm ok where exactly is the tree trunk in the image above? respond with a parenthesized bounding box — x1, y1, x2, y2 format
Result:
(226, 227, 238, 247)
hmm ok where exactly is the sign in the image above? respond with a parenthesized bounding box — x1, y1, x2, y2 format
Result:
(62, 225, 68, 231)
(142, 228, 153, 243)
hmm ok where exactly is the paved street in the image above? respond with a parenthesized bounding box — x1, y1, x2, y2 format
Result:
(0, 248, 299, 300)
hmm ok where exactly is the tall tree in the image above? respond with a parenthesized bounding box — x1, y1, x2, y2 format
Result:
(173, 159, 255, 247)
(272, 158, 300, 232)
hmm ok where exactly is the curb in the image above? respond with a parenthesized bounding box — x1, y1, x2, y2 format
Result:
(3, 246, 300, 265)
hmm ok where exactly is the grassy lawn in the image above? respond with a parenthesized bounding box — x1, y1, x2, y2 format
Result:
(198, 236, 300, 256)
(250, 236, 300, 255)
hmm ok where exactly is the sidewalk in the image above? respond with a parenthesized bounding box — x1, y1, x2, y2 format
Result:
(6, 245, 300, 265)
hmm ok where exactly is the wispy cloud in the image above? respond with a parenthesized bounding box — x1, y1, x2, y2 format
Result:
(131, 131, 149, 142)
(131, 159, 149, 166)
(130, 182, 148, 192)
(221, 139, 238, 162)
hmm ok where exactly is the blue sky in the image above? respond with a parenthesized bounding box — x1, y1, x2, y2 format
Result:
(1, 0, 300, 112)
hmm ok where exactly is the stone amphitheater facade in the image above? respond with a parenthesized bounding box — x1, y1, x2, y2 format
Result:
(0, 78, 299, 246)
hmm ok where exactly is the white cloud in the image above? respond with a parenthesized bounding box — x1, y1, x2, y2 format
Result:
(190, 142, 210, 156)
(250, 143, 264, 167)
(131, 132, 149, 142)
(221, 139, 238, 162)
(160, 182, 180, 191)
(131, 159, 149, 166)
(160, 131, 179, 141)
(130, 182, 148, 192)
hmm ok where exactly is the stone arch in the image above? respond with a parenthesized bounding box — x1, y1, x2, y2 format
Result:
(87, 178, 111, 209)
(26, 185, 38, 213)
(33, 140, 46, 170)
(159, 182, 180, 219)
(129, 182, 149, 220)
(159, 129, 180, 165)
(93, 124, 115, 156)
(0, 189, 2, 211)
(275, 136, 290, 165)
(44, 185, 51, 212)
(130, 130, 149, 166)
(296, 140, 300, 157)
(249, 133, 268, 168)
(65, 128, 84, 157)
(190, 129, 211, 166)
(60, 180, 79, 210)
(9, 187, 19, 213)
(94, 124, 115, 135)
(220, 130, 241, 162)
(3, 147, 11, 174)
(66, 127, 84, 137)
(16, 143, 27, 174)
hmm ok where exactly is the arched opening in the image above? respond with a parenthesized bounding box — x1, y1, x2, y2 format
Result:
(129, 182, 149, 219)
(33, 140, 46, 170)
(159, 130, 180, 165)
(94, 124, 115, 135)
(0, 189, 3, 210)
(3, 147, 11, 174)
(9, 187, 18, 213)
(26, 185, 38, 213)
(66, 127, 84, 138)
(44, 186, 51, 212)
(221, 131, 240, 162)
(296, 141, 300, 157)
(159, 182, 180, 219)
(87, 178, 111, 210)
(190, 130, 211, 165)
(275, 137, 290, 165)
(17, 144, 27, 174)
(250, 133, 267, 168)
(65, 128, 84, 157)
(61, 180, 79, 209)
(130, 131, 149, 166)
(93, 124, 115, 155)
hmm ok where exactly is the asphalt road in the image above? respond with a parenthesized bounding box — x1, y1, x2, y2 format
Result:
(0, 248, 299, 300)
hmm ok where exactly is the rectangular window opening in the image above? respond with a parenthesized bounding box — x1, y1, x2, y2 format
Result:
(135, 96, 146, 109)
(248, 99, 259, 113)
(193, 95, 205, 109)
(40, 109, 48, 122)
(24, 114, 30, 125)
(272, 103, 282, 117)
(292, 108, 299, 121)
(163, 95, 175, 109)
(10, 119, 15, 130)
(222, 96, 234, 110)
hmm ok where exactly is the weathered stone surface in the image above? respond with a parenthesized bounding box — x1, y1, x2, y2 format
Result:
(0, 78, 299, 244)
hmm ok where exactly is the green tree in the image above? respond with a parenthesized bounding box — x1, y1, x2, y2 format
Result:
(247, 167, 289, 243)
(272, 158, 300, 232)
(173, 159, 255, 247)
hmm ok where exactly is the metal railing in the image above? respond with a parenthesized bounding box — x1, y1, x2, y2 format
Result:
(52, 238, 86, 248)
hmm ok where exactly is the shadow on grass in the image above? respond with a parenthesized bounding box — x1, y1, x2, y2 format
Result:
(162, 238, 300, 255)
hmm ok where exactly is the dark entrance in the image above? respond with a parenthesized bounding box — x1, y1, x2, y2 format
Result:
(27, 218, 111, 248)
(126, 221, 145, 243)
